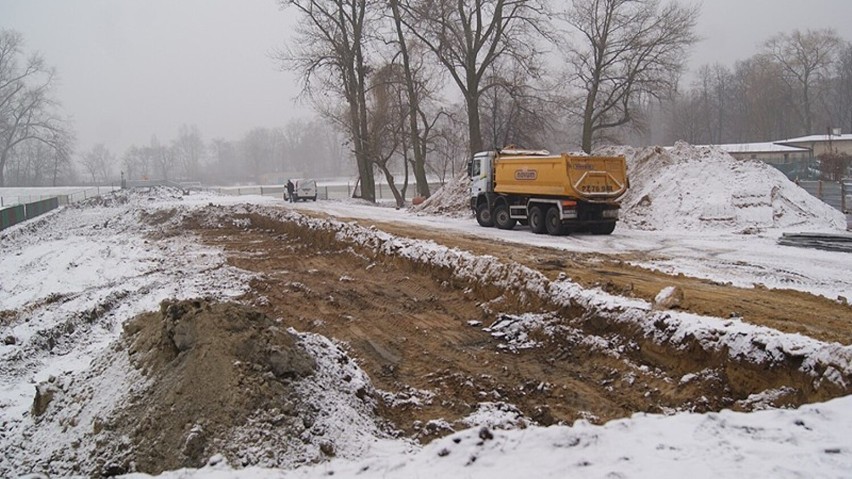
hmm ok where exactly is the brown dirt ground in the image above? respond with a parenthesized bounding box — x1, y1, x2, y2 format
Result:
(180, 207, 852, 439)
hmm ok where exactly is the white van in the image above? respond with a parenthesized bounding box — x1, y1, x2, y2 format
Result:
(293, 179, 317, 201)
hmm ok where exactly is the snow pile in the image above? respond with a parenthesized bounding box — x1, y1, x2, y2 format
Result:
(412, 170, 472, 218)
(600, 142, 846, 232)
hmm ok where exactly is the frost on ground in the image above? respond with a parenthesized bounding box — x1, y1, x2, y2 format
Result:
(597, 142, 846, 232)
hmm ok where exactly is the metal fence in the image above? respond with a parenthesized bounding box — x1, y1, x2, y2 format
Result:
(0, 197, 59, 231)
(0, 187, 119, 208)
(211, 181, 445, 202)
(797, 180, 846, 212)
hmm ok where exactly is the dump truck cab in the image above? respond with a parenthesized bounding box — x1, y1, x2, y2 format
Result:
(468, 150, 496, 206)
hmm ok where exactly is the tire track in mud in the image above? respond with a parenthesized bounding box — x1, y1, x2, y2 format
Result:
(183, 205, 851, 438)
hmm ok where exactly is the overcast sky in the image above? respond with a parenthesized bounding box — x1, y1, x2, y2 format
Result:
(3, 0, 852, 156)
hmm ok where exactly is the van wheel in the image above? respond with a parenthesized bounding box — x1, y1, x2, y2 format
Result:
(529, 206, 546, 234)
(494, 203, 516, 230)
(476, 203, 495, 227)
(545, 207, 566, 236)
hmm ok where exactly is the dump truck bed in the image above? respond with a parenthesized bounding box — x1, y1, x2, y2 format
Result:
(493, 154, 627, 201)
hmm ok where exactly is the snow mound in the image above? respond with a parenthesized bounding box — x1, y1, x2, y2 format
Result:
(412, 170, 472, 218)
(598, 142, 846, 232)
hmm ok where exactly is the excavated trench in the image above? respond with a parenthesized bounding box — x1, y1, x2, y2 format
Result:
(176, 205, 849, 437)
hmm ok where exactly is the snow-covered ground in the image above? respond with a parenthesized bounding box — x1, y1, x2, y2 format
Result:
(2, 143, 852, 477)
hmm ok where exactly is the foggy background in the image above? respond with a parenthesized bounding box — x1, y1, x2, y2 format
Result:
(2, 0, 852, 188)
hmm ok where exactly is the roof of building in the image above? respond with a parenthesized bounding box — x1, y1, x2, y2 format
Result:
(778, 134, 852, 145)
(694, 142, 809, 154)
(713, 142, 810, 154)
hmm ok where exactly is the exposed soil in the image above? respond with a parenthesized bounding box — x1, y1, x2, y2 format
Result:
(176, 206, 852, 440)
(114, 300, 317, 473)
(355, 218, 852, 346)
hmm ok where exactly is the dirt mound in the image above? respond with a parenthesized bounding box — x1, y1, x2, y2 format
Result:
(107, 299, 315, 473)
(598, 142, 846, 232)
(8, 299, 389, 477)
(412, 170, 472, 218)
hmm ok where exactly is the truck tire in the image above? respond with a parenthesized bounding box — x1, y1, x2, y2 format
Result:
(529, 206, 546, 234)
(476, 202, 495, 227)
(545, 206, 566, 236)
(590, 221, 616, 235)
(494, 203, 517, 230)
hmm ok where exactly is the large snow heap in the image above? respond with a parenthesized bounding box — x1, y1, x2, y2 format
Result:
(598, 142, 846, 232)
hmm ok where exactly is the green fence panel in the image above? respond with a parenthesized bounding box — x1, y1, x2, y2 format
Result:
(24, 197, 59, 220)
(1, 204, 26, 231)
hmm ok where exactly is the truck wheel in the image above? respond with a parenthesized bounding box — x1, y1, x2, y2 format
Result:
(494, 203, 517, 230)
(528, 206, 546, 234)
(476, 202, 495, 227)
(590, 222, 616, 235)
(545, 207, 566, 236)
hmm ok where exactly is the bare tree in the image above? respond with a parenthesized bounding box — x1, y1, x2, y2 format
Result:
(428, 109, 468, 183)
(80, 144, 113, 185)
(0, 30, 70, 186)
(146, 136, 173, 181)
(399, 0, 548, 154)
(241, 128, 275, 183)
(367, 63, 408, 207)
(823, 43, 852, 134)
(172, 124, 204, 181)
(564, 0, 698, 153)
(764, 28, 843, 135)
(387, 0, 437, 198)
(278, 0, 378, 201)
(480, 63, 558, 149)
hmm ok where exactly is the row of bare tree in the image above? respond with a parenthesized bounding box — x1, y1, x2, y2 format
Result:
(667, 28, 852, 145)
(4, 4, 851, 193)
(279, 0, 700, 205)
(74, 120, 348, 186)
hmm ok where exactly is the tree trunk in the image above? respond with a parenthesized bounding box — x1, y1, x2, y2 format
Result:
(581, 69, 600, 154)
(0, 149, 7, 187)
(377, 162, 404, 208)
(390, 0, 430, 198)
(467, 92, 484, 153)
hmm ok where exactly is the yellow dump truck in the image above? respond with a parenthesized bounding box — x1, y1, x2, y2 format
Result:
(468, 148, 628, 235)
